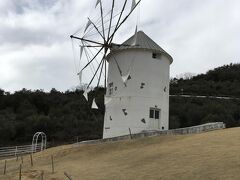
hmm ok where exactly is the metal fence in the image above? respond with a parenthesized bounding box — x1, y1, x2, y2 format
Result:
(0, 143, 43, 158)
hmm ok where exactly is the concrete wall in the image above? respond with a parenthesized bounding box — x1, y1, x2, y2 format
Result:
(76, 122, 226, 145)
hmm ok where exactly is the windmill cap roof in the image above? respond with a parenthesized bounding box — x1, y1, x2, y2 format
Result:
(109, 31, 173, 63)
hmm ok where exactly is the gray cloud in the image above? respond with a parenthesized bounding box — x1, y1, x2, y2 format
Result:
(0, 0, 239, 92)
(0, 26, 62, 46)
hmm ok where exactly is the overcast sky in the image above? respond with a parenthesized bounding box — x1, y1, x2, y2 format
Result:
(0, 0, 239, 92)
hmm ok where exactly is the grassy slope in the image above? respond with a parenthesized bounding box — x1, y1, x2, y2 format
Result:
(1, 128, 240, 180)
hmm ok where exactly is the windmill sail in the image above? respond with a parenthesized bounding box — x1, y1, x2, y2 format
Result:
(91, 98, 98, 109)
(83, 90, 88, 101)
(70, 0, 142, 91)
(78, 71, 83, 84)
(84, 19, 92, 33)
(80, 46, 84, 60)
(131, 0, 136, 11)
(95, 0, 101, 8)
(122, 71, 131, 84)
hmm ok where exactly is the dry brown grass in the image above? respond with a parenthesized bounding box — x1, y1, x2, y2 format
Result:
(1, 128, 240, 180)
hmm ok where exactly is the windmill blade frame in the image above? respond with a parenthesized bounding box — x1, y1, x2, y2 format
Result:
(70, 0, 142, 89)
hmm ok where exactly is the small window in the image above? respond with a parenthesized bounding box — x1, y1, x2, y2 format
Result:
(108, 82, 113, 95)
(149, 108, 161, 119)
(109, 89, 113, 95)
(149, 109, 154, 118)
(155, 110, 160, 119)
(152, 53, 157, 59)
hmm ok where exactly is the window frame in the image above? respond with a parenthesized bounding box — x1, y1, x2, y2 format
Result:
(155, 109, 160, 119)
(152, 53, 157, 59)
(108, 82, 114, 95)
(152, 53, 162, 59)
(149, 109, 155, 118)
(149, 108, 161, 120)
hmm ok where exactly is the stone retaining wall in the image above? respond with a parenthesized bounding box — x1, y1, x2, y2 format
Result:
(75, 122, 225, 145)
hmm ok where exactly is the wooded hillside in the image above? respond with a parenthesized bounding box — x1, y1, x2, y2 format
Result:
(0, 63, 240, 146)
(169, 63, 240, 129)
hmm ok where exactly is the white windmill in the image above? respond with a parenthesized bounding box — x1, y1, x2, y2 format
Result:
(70, 0, 173, 138)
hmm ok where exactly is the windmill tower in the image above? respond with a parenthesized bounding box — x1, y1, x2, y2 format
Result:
(103, 31, 173, 138)
(70, 0, 173, 139)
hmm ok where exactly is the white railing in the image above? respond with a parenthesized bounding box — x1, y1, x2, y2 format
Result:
(74, 122, 226, 145)
(0, 143, 44, 158)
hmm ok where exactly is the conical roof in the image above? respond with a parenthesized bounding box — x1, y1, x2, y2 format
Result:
(109, 31, 173, 63)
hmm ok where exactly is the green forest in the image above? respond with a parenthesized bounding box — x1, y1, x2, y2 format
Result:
(1, 63, 240, 146)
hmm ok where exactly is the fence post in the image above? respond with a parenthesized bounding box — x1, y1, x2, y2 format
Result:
(30, 154, 33, 167)
(51, 155, 54, 174)
(3, 160, 7, 175)
(21, 156, 23, 164)
(19, 164, 22, 180)
(40, 170, 44, 180)
(15, 146, 18, 157)
(129, 128, 133, 139)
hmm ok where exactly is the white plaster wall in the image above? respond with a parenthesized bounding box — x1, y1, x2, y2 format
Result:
(103, 49, 171, 138)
